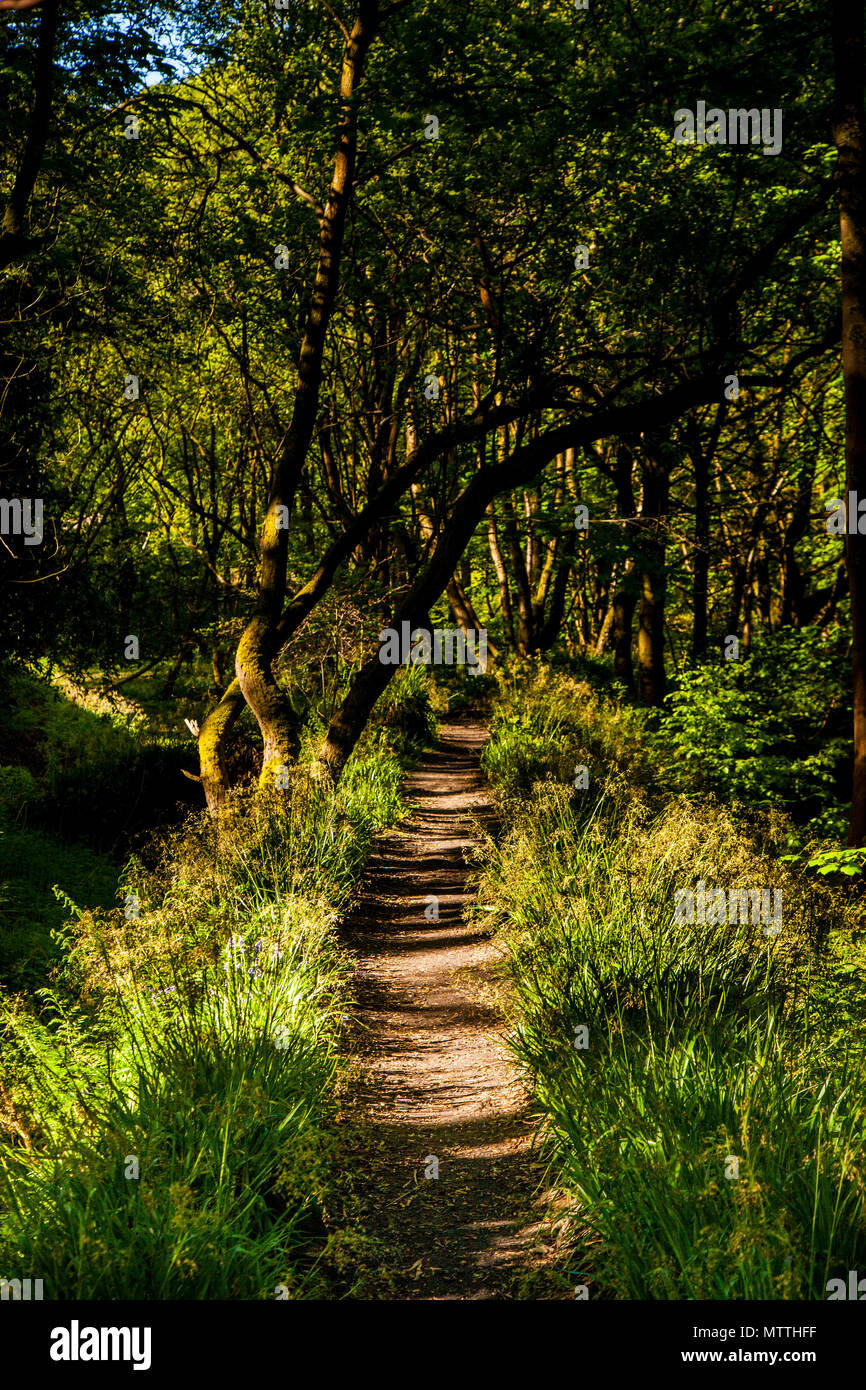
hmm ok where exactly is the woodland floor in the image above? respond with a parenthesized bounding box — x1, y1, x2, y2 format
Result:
(338, 718, 572, 1300)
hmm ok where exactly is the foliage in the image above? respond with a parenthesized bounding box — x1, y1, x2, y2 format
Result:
(0, 724, 407, 1297)
(475, 665, 866, 1299)
(0, 669, 198, 851)
(378, 664, 438, 753)
(656, 629, 851, 837)
(482, 658, 650, 800)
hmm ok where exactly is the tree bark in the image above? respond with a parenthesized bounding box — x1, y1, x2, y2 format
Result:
(234, 0, 381, 791)
(536, 529, 576, 652)
(500, 491, 536, 653)
(636, 450, 671, 705)
(686, 417, 711, 660)
(595, 564, 618, 656)
(832, 0, 866, 843)
(610, 444, 639, 687)
(486, 506, 515, 646)
(637, 563, 667, 702)
(0, 0, 60, 270)
(688, 403, 727, 659)
(611, 567, 637, 686)
(779, 460, 815, 626)
(199, 678, 246, 812)
(446, 573, 490, 645)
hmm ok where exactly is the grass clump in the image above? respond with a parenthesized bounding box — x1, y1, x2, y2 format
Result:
(474, 660, 866, 1299)
(0, 731, 407, 1299)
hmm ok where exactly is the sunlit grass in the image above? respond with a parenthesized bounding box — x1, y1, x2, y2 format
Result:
(0, 714, 419, 1298)
(475, 662, 866, 1300)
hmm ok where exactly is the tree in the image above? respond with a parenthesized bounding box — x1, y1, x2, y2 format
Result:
(831, 0, 866, 845)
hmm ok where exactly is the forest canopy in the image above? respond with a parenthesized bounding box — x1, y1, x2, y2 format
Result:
(2, 0, 857, 825)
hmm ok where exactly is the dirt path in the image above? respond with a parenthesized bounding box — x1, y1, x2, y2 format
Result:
(340, 718, 568, 1300)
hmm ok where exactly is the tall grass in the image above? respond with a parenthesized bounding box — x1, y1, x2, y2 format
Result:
(475, 661, 866, 1299)
(0, 723, 411, 1299)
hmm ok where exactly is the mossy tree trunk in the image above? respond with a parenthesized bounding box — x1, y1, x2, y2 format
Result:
(233, 0, 381, 794)
(198, 396, 521, 808)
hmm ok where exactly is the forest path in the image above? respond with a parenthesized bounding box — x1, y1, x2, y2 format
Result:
(339, 717, 568, 1299)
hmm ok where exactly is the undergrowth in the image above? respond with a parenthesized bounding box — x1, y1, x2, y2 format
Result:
(474, 659, 866, 1300)
(0, 668, 426, 1299)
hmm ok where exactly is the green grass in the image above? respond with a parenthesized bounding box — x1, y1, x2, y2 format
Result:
(474, 660, 866, 1300)
(0, 675, 425, 1298)
(0, 918, 346, 1298)
(0, 666, 191, 994)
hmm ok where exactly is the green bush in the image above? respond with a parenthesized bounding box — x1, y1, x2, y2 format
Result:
(378, 663, 437, 752)
(0, 825, 119, 993)
(0, 669, 197, 851)
(656, 628, 850, 838)
(482, 658, 649, 800)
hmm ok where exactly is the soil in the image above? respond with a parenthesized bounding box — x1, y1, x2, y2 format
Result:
(339, 717, 571, 1300)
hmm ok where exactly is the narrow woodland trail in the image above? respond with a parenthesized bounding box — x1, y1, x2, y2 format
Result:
(340, 718, 568, 1300)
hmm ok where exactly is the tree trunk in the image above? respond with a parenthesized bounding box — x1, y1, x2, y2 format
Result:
(727, 558, 745, 644)
(780, 459, 815, 625)
(637, 563, 668, 703)
(690, 429, 710, 660)
(609, 444, 638, 685)
(0, 0, 60, 270)
(199, 678, 246, 813)
(612, 576, 637, 686)
(536, 531, 576, 651)
(636, 452, 670, 705)
(212, 643, 226, 694)
(197, 397, 520, 808)
(595, 566, 618, 657)
(446, 573, 490, 646)
(233, 1, 381, 791)
(500, 491, 536, 653)
(487, 507, 515, 647)
(832, 0, 866, 843)
(741, 554, 755, 656)
(685, 406, 725, 661)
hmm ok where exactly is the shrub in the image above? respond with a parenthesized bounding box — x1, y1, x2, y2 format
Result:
(378, 664, 437, 751)
(655, 627, 850, 838)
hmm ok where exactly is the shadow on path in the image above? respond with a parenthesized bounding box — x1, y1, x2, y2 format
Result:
(339, 719, 569, 1300)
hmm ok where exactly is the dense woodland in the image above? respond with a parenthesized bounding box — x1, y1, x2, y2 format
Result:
(1, 0, 866, 1307)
